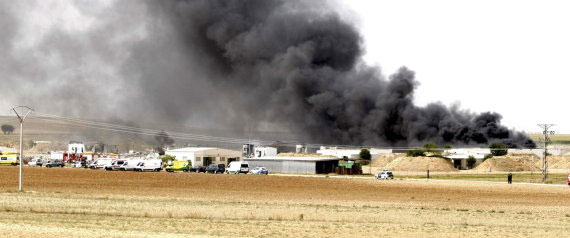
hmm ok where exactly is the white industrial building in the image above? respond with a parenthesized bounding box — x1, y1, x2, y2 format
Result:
(245, 154, 340, 174)
(166, 147, 241, 166)
(316, 147, 392, 159)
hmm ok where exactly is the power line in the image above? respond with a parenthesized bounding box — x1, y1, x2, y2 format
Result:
(26, 112, 549, 151)
(537, 124, 555, 183)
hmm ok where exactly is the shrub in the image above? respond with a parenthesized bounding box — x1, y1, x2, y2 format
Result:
(423, 143, 442, 156)
(407, 149, 426, 157)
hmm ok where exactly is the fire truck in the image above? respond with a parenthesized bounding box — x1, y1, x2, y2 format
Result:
(62, 142, 98, 162)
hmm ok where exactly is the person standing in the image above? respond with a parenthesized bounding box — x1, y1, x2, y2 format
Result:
(507, 173, 513, 184)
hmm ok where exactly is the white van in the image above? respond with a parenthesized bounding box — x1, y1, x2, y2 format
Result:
(92, 159, 113, 169)
(134, 159, 162, 172)
(119, 159, 144, 171)
(107, 159, 127, 171)
(225, 161, 249, 174)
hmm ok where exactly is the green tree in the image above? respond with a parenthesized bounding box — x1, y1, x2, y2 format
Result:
(489, 143, 508, 156)
(443, 144, 452, 149)
(1, 124, 14, 135)
(467, 156, 477, 169)
(160, 155, 176, 168)
(359, 148, 371, 161)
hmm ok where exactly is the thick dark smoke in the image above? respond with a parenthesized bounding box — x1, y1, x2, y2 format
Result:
(154, 131, 175, 155)
(0, 0, 535, 148)
(146, 0, 534, 148)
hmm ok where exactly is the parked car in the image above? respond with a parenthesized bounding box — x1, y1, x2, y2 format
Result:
(165, 160, 191, 172)
(567, 173, 570, 186)
(375, 170, 394, 180)
(45, 160, 65, 168)
(206, 163, 225, 174)
(250, 166, 269, 175)
(134, 159, 162, 172)
(72, 161, 86, 168)
(188, 165, 206, 173)
(85, 160, 95, 169)
(28, 158, 43, 167)
(225, 161, 249, 174)
(91, 159, 113, 169)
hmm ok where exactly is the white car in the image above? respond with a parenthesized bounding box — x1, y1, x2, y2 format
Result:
(28, 158, 43, 167)
(375, 170, 394, 180)
(72, 161, 84, 168)
(250, 166, 269, 175)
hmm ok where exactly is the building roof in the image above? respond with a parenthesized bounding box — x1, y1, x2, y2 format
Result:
(166, 147, 217, 152)
(277, 153, 334, 158)
(245, 156, 340, 162)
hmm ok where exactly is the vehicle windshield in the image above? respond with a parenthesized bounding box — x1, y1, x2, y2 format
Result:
(241, 164, 248, 168)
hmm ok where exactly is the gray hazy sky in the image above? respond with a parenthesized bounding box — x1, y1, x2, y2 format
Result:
(340, 0, 570, 133)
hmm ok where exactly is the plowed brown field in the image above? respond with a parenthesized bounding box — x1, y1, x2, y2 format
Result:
(0, 167, 569, 237)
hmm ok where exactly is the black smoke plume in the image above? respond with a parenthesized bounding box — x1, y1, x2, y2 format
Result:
(147, 0, 534, 148)
(155, 131, 175, 155)
(0, 0, 535, 148)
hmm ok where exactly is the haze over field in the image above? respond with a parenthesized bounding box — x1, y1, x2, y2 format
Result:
(0, 0, 535, 147)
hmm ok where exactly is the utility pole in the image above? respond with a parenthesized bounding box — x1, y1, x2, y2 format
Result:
(537, 124, 555, 183)
(11, 106, 34, 192)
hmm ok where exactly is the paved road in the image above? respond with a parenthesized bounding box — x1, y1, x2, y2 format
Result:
(269, 173, 569, 187)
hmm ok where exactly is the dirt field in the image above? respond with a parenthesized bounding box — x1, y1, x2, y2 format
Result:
(0, 167, 569, 237)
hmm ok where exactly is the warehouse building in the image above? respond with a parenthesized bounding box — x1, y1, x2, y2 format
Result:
(166, 147, 241, 166)
(245, 154, 340, 174)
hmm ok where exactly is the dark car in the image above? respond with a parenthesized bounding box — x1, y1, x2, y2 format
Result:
(187, 165, 207, 173)
(45, 160, 65, 168)
(206, 164, 225, 174)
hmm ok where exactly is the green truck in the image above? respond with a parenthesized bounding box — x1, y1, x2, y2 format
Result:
(165, 160, 191, 172)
